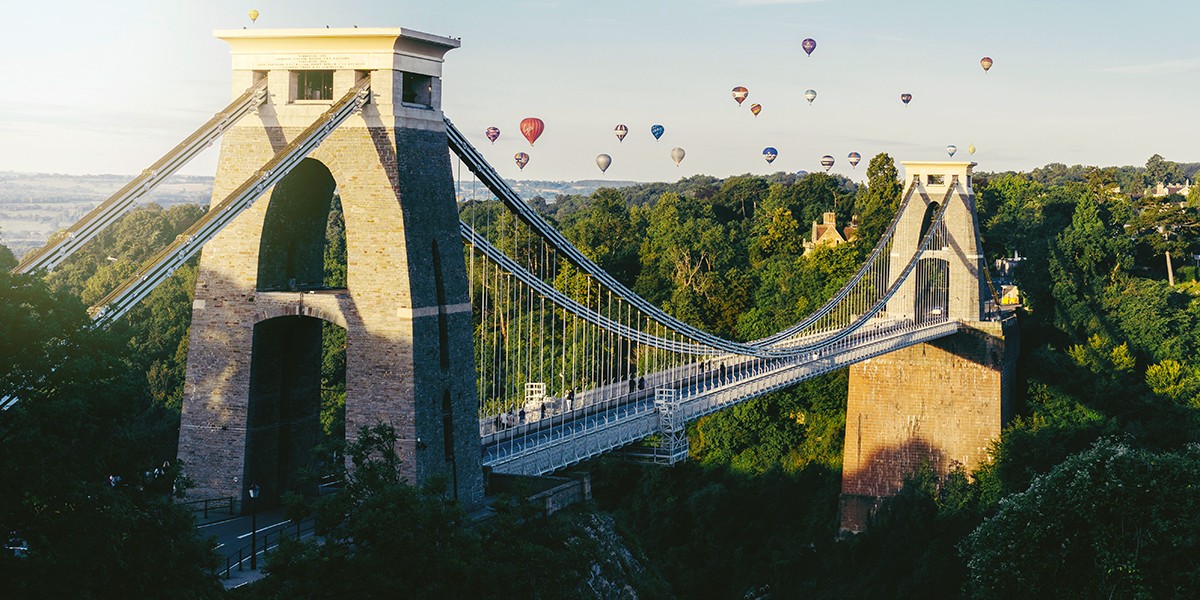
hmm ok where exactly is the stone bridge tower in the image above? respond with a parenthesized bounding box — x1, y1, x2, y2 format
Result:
(177, 28, 483, 509)
(840, 161, 1018, 532)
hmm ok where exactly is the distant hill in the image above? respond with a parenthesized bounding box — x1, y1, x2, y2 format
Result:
(464, 179, 641, 202)
(0, 172, 643, 256)
(0, 171, 214, 257)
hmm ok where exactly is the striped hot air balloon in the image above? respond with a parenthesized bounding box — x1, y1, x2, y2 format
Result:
(614, 124, 628, 142)
(732, 86, 749, 105)
(848, 152, 861, 168)
(519, 117, 544, 146)
(514, 152, 530, 170)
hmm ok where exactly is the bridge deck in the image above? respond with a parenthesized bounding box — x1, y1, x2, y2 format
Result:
(483, 319, 960, 475)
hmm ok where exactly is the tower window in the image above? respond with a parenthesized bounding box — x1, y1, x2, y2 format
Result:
(294, 70, 334, 101)
(926, 174, 945, 185)
(402, 72, 433, 107)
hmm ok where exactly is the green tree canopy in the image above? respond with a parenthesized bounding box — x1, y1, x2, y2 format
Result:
(964, 439, 1200, 599)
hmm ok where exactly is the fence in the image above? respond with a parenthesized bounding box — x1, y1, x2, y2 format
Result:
(181, 496, 236, 519)
(215, 518, 317, 579)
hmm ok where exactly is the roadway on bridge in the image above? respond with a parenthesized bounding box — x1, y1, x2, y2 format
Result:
(197, 507, 309, 588)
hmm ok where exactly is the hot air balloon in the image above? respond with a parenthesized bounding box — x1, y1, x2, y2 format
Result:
(980, 56, 993, 73)
(596, 154, 612, 173)
(802, 38, 817, 56)
(795, 170, 809, 179)
(651, 124, 665, 141)
(750, 103, 762, 117)
(848, 152, 861, 168)
(514, 152, 530, 171)
(671, 147, 686, 166)
(900, 93, 912, 106)
(946, 145, 958, 157)
(763, 147, 778, 164)
(485, 127, 500, 144)
(519, 117, 544, 146)
(614, 124, 628, 142)
(820, 155, 835, 172)
(968, 143, 977, 155)
(248, 9, 259, 23)
(804, 89, 817, 105)
(732, 86, 749, 105)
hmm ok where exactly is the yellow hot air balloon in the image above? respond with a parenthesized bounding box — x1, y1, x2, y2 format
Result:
(968, 143, 977, 155)
(248, 9, 260, 23)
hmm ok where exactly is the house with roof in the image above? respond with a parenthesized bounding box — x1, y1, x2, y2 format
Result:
(803, 212, 857, 255)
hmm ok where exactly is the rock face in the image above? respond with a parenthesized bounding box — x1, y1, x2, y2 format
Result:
(574, 512, 664, 599)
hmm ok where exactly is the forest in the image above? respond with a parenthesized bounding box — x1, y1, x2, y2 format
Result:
(2, 153, 1200, 598)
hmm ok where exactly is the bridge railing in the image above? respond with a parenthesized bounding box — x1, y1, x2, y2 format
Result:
(215, 517, 317, 579)
(180, 495, 236, 520)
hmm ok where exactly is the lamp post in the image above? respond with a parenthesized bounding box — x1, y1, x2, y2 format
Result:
(248, 483, 260, 570)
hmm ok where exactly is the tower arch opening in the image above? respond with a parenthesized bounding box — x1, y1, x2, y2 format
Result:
(916, 257, 950, 321)
(244, 314, 346, 505)
(257, 158, 344, 291)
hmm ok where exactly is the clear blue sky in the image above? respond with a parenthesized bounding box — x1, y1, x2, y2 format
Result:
(2, 0, 1198, 183)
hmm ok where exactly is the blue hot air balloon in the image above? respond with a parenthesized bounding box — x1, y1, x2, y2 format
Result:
(763, 147, 778, 164)
(795, 170, 809, 180)
(650, 124, 665, 140)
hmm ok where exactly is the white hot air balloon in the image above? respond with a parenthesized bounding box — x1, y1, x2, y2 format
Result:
(596, 154, 612, 173)
(804, 89, 817, 106)
(946, 144, 958, 157)
(670, 147, 686, 166)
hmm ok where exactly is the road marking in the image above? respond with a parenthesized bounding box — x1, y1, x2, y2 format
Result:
(236, 520, 291, 539)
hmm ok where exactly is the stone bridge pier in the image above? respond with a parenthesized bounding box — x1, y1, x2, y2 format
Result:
(176, 27, 482, 511)
(839, 162, 1019, 532)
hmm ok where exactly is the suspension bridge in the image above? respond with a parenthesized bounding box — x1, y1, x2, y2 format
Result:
(7, 27, 1016, 531)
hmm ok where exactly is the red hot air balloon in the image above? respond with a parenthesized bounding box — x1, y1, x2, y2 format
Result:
(848, 152, 861, 168)
(900, 93, 912, 106)
(519, 117, 544, 146)
(614, 124, 628, 142)
(980, 56, 993, 73)
(802, 38, 817, 56)
(732, 86, 749, 105)
(750, 103, 762, 117)
(485, 127, 500, 144)
(514, 152, 530, 170)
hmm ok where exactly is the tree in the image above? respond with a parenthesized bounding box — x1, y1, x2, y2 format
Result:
(562, 188, 642, 286)
(251, 424, 606, 599)
(0, 238, 15, 271)
(853, 153, 902, 247)
(0, 269, 220, 599)
(1048, 197, 1131, 340)
(964, 439, 1200, 599)
(1145, 153, 1184, 186)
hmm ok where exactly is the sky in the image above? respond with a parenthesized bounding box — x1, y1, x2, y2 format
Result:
(2, 0, 1198, 184)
